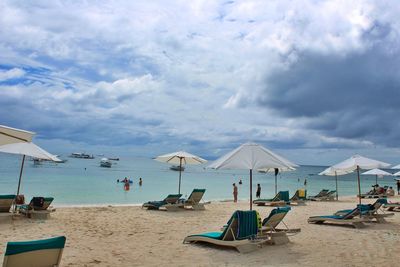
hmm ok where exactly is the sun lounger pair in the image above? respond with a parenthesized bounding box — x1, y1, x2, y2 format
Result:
(2, 236, 66, 267)
(184, 207, 299, 252)
(335, 198, 394, 223)
(358, 192, 387, 199)
(18, 197, 56, 219)
(253, 191, 290, 206)
(308, 206, 368, 228)
(309, 189, 336, 201)
(142, 189, 207, 211)
(0, 195, 16, 215)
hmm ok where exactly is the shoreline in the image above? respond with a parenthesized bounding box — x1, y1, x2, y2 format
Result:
(50, 193, 400, 208)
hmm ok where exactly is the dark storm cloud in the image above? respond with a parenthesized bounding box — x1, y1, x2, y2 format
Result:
(257, 36, 400, 146)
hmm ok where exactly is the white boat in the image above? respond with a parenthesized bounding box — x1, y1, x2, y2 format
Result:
(100, 158, 112, 168)
(170, 165, 185, 171)
(70, 153, 94, 159)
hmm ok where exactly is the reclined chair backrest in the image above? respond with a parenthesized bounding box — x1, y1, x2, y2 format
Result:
(291, 189, 307, 201)
(222, 210, 259, 241)
(270, 191, 290, 202)
(342, 206, 363, 219)
(3, 236, 66, 267)
(314, 189, 329, 198)
(262, 206, 291, 229)
(187, 189, 206, 204)
(368, 198, 387, 213)
(0, 195, 16, 212)
(163, 194, 182, 204)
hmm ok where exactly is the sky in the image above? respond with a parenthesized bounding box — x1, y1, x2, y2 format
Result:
(1, 0, 400, 165)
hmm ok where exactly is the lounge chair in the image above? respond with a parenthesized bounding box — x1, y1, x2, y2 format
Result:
(308, 206, 369, 228)
(260, 206, 301, 244)
(335, 198, 394, 223)
(253, 191, 290, 206)
(384, 202, 400, 211)
(19, 197, 56, 219)
(307, 189, 329, 200)
(142, 194, 182, 211)
(2, 236, 66, 267)
(358, 191, 387, 199)
(289, 189, 307, 205)
(0, 195, 16, 214)
(184, 210, 268, 253)
(182, 189, 206, 210)
(310, 190, 336, 201)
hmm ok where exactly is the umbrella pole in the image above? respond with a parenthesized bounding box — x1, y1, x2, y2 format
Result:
(178, 157, 182, 194)
(357, 166, 362, 217)
(335, 171, 338, 201)
(275, 174, 277, 195)
(376, 175, 378, 185)
(15, 154, 26, 211)
(250, 169, 253, 210)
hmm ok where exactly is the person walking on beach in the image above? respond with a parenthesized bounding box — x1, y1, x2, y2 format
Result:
(233, 183, 238, 203)
(256, 184, 261, 198)
(397, 180, 400, 195)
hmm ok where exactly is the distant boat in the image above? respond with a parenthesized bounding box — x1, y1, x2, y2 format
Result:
(108, 158, 119, 161)
(70, 153, 95, 159)
(170, 165, 185, 171)
(100, 158, 112, 168)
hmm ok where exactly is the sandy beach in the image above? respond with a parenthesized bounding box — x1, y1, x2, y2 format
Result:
(1, 196, 400, 267)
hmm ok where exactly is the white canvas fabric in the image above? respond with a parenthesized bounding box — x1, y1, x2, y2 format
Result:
(319, 167, 353, 176)
(0, 125, 34, 145)
(208, 143, 297, 170)
(0, 142, 60, 162)
(361, 168, 392, 176)
(330, 155, 390, 172)
(155, 151, 207, 165)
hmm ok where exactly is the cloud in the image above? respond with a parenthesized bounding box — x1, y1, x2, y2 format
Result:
(1, 0, 400, 164)
(0, 68, 25, 81)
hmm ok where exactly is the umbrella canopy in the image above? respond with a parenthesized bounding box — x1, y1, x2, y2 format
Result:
(0, 142, 60, 207)
(393, 171, 400, 177)
(0, 142, 61, 162)
(362, 168, 393, 185)
(208, 142, 297, 210)
(0, 125, 34, 145)
(318, 167, 354, 200)
(330, 155, 390, 206)
(155, 151, 207, 194)
(391, 164, 400, 169)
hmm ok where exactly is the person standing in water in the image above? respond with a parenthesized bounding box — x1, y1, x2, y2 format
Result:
(233, 183, 238, 203)
(256, 184, 261, 198)
(139, 177, 143, 186)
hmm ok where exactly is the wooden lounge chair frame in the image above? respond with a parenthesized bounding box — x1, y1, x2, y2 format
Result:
(19, 197, 56, 219)
(142, 194, 183, 211)
(183, 211, 268, 253)
(335, 199, 394, 223)
(253, 191, 289, 206)
(183, 189, 206, 210)
(310, 190, 336, 201)
(308, 208, 368, 228)
(290, 189, 307, 205)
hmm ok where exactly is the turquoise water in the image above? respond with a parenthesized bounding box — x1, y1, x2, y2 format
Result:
(0, 154, 397, 206)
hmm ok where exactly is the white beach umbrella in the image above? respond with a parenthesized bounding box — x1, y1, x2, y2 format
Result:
(0, 142, 61, 203)
(391, 164, 400, 169)
(393, 171, 400, 177)
(318, 167, 353, 200)
(155, 151, 207, 194)
(257, 166, 297, 196)
(208, 142, 297, 210)
(330, 155, 390, 206)
(0, 125, 34, 145)
(361, 168, 392, 185)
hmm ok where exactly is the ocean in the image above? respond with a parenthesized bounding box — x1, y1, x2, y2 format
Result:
(0, 153, 397, 206)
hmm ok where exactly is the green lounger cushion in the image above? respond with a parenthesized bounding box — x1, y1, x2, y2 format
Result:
(189, 232, 223, 240)
(5, 236, 66, 256)
(0, 195, 16, 200)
